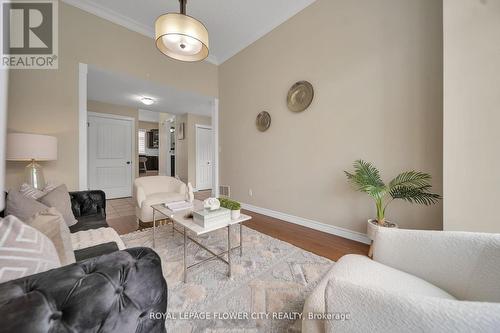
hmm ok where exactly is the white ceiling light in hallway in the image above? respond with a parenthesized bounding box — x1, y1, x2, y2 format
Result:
(140, 97, 155, 105)
(155, 0, 209, 62)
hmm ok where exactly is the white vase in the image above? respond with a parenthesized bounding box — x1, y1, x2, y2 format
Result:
(367, 219, 399, 258)
(367, 219, 399, 241)
(231, 209, 241, 220)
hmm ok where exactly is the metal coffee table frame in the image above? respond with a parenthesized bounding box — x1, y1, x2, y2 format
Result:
(151, 203, 251, 283)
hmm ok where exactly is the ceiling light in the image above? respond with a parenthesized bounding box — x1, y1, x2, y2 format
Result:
(155, 0, 209, 62)
(141, 97, 155, 105)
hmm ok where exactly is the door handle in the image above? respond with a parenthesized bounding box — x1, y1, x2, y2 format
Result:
(126, 161, 131, 165)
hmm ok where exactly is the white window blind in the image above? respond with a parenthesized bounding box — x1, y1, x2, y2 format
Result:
(138, 130, 146, 154)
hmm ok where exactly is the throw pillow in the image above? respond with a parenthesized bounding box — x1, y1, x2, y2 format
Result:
(5, 189, 49, 222)
(38, 184, 78, 227)
(19, 182, 59, 199)
(27, 207, 76, 265)
(19, 183, 45, 199)
(71, 227, 126, 251)
(0, 215, 61, 283)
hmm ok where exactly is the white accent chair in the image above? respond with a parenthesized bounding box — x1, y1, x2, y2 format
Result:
(302, 228, 500, 333)
(133, 176, 187, 223)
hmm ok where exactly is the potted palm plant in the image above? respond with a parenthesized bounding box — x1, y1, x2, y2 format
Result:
(345, 160, 441, 245)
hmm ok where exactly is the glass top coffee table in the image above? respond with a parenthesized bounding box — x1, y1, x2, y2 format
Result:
(151, 200, 252, 282)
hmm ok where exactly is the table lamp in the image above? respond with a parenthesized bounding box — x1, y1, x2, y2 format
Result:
(6, 133, 58, 189)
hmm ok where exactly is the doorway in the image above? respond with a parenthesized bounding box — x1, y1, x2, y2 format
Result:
(196, 125, 213, 191)
(87, 112, 135, 198)
(79, 63, 219, 197)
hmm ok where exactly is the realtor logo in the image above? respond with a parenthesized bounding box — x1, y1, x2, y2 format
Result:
(1, 0, 58, 69)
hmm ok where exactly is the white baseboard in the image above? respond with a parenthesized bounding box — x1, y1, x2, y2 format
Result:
(241, 203, 371, 245)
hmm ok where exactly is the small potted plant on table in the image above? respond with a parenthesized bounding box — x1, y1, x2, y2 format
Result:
(219, 198, 242, 220)
(345, 160, 441, 256)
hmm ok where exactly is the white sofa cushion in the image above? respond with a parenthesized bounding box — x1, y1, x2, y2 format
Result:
(139, 192, 187, 222)
(70, 227, 126, 251)
(326, 255, 455, 298)
(302, 255, 455, 333)
(142, 192, 187, 208)
(374, 228, 500, 302)
(325, 278, 500, 333)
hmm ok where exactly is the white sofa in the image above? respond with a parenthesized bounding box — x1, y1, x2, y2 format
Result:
(133, 176, 187, 223)
(302, 228, 500, 333)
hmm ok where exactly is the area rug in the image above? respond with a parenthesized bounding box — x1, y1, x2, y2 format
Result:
(121, 224, 334, 332)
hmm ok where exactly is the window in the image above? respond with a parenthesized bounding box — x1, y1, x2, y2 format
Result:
(138, 129, 146, 154)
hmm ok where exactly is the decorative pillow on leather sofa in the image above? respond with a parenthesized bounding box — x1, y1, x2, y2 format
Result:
(5, 189, 48, 222)
(19, 182, 58, 199)
(38, 184, 78, 227)
(27, 208, 76, 265)
(0, 215, 60, 283)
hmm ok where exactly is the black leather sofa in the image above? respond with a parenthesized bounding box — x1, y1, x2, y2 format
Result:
(69, 190, 109, 232)
(68, 190, 120, 261)
(0, 190, 168, 333)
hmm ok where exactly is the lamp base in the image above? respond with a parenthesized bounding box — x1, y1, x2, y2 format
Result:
(25, 160, 45, 189)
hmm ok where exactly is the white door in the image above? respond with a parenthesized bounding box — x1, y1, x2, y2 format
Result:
(196, 126, 213, 190)
(88, 114, 133, 199)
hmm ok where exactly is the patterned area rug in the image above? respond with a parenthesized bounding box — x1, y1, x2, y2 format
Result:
(121, 224, 334, 332)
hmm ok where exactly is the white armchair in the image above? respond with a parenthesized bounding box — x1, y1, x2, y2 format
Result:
(133, 176, 187, 223)
(302, 228, 500, 333)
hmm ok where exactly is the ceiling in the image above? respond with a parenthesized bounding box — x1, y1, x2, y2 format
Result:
(87, 65, 214, 116)
(62, 0, 317, 64)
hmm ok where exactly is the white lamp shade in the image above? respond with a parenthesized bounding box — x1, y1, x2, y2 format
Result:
(155, 13, 209, 62)
(6, 133, 58, 161)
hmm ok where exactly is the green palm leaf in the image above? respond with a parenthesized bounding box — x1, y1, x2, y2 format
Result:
(345, 160, 386, 199)
(389, 171, 432, 189)
(345, 160, 441, 223)
(389, 185, 441, 205)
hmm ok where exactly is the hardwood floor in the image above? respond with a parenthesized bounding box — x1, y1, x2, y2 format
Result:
(106, 195, 368, 261)
(242, 210, 368, 261)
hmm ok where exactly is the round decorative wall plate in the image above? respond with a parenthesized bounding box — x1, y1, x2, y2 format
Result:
(256, 111, 271, 132)
(287, 81, 314, 112)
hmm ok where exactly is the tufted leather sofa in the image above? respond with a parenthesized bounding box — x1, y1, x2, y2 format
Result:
(69, 190, 108, 233)
(0, 247, 168, 333)
(0, 190, 108, 232)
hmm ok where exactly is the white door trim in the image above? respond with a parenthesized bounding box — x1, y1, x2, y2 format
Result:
(195, 124, 213, 191)
(165, 119, 174, 177)
(78, 63, 88, 190)
(87, 112, 136, 195)
(212, 98, 219, 197)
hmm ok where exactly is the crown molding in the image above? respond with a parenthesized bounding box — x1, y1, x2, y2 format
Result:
(62, 0, 219, 65)
(62, 0, 154, 38)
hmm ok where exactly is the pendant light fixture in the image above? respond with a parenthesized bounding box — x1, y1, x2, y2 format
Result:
(155, 0, 209, 62)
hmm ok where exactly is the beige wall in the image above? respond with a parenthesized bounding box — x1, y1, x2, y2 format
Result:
(87, 100, 139, 178)
(443, 0, 500, 233)
(187, 114, 212, 188)
(175, 114, 188, 183)
(6, 3, 217, 190)
(219, 0, 443, 234)
(138, 121, 159, 131)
